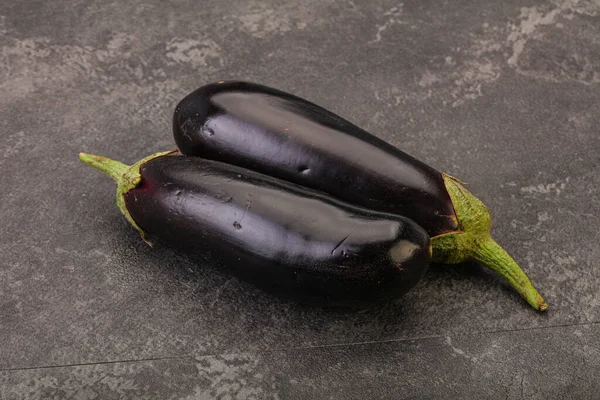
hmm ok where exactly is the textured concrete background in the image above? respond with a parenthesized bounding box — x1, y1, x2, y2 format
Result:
(1, 0, 600, 398)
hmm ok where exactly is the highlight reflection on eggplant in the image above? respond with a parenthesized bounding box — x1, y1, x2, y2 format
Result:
(79, 151, 431, 307)
(173, 80, 547, 311)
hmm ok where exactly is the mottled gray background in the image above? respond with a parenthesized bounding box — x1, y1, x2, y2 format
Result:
(1, 0, 599, 399)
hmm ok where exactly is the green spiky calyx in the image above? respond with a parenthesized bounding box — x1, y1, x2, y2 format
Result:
(78, 150, 176, 245)
(431, 174, 548, 312)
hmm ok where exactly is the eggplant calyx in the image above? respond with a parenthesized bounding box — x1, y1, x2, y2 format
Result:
(431, 174, 548, 312)
(79, 150, 177, 245)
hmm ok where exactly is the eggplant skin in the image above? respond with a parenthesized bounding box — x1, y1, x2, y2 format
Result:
(124, 156, 430, 307)
(173, 81, 458, 238)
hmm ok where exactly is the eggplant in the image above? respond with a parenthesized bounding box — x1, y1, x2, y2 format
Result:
(79, 151, 431, 306)
(172, 81, 548, 311)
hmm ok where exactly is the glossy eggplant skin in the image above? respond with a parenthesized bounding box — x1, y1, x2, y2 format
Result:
(173, 81, 458, 238)
(123, 155, 430, 306)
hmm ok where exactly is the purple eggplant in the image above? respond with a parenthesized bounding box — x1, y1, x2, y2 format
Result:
(172, 81, 547, 311)
(79, 151, 431, 306)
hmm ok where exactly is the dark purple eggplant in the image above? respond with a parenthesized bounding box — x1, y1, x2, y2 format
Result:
(172, 81, 547, 311)
(79, 151, 431, 306)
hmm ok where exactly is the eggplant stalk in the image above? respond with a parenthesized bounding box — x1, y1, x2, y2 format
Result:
(431, 174, 548, 311)
(79, 150, 175, 244)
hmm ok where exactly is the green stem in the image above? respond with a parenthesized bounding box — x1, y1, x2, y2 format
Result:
(79, 153, 128, 182)
(473, 238, 548, 311)
(431, 174, 548, 311)
(79, 150, 176, 245)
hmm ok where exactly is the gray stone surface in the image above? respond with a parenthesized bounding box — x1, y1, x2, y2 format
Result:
(2, 323, 600, 399)
(1, 0, 599, 398)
